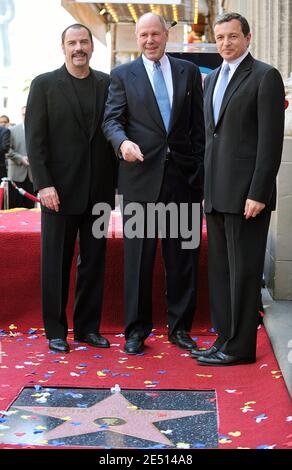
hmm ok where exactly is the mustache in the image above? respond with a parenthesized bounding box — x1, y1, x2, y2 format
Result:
(72, 51, 87, 58)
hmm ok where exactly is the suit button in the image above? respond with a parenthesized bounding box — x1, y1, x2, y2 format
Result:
(213, 133, 218, 138)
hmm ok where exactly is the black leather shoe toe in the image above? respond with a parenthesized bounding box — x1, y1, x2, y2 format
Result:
(49, 338, 70, 353)
(197, 351, 255, 366)
(124, 337, 144, 355)
(190, 345, 219, 358)
(169, 330, 197, 350)
(74, 333, 110, 348)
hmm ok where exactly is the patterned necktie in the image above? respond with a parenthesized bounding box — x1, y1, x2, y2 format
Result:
(213, 63, 230, 124)
(153, 61, 171, 131)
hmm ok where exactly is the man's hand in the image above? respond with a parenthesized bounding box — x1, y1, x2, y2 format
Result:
(39, 186, 60, 212)
(21, 156, 29, 167)
(120, 140, 144, 162)
(244, 199, 266, 219)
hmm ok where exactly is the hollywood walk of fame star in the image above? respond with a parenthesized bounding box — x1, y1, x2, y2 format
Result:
(14, 392, 212, 446)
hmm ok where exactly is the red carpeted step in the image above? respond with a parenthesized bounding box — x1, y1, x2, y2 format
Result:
(0, 209, 210, 333)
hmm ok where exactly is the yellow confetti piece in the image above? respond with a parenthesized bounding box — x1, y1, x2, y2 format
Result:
(156, 335, 164, 338)
(38, 380, 48, 383)
(35, 425, 47, 430)
(127, 405, 138, 410)
(97, 371, 106, 376)
(228, 431, 241, 437)
(31, 393, 43, 397)
(153, 355, 163, 359)
(20, 415, 31, 420)
(9, 324, 17, 330)
(196, 374, 213, 378)
(135, 367, 144, 370)
(61, 416, 72, 421)
(144, 380, 153, 384)
(126, 366, 135, 369)
(244, 401, 256, 405)
(271, 370, 281, 374)
(219, 438, 232, 444)
(0, 366, 8, 369)
(176, 442, 190, 449)
(59, 361, 69, 364)
(273, 374, 282, 379)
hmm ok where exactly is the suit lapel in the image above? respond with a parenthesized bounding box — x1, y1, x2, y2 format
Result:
(90, 70, 106, 140)
(56, 65, 87, 136)
(131, 57, 165, 132)
(216, 54, 253, 126)
(168, 56, 186, 131)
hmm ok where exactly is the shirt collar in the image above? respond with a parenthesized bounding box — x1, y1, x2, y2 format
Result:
(223, 49, 249, 73)
(142, 53, 169, 71)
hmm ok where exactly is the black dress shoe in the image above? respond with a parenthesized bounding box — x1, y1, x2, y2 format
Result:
(49, 338, 70, 353)
(197, 351, 255, 366)
(74, 333, 110, 348)
(190, 344, 219, 358)
(124, 335, 144, 355)
(169, 330, 197, 350)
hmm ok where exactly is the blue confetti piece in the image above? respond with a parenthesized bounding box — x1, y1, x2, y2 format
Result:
(64, 392, 83, 399)
(193, 443, 206, 448)
(78, 364, 88, 367)
(255, 414, 268, 423)
(77, 404, 88, 408)
(79, 371, 87, 375)
(33, 430, 44, 434)
(0, 418, 7, 423)
(256, 444, 275, 449)
(102, 369, 110, 373)
(71, 422, 82, 426)
(50, 440, 66, 446)
(157, 370, 166, 374)
(34, 385, 43, 392)
(191, 337, 198, 341)
(93, 355, 103, 358)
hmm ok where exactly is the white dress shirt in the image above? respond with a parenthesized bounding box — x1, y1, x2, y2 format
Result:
(213, 49, 249, 107)
(142, 54, 173, 107)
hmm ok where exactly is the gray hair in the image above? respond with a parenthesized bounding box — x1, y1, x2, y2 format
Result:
(214, 12, 250, 37)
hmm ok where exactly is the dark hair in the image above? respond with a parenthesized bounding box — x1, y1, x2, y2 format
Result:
(0, 115, 9, 122)
(214, 12, 250, 37)
(61, 23, 93, 44)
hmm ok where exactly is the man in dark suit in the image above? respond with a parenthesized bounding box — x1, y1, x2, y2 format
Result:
(0, 123, 10, 180)
(191, 13, 285, 366)
(25, 24, 116, 353)
(103, 13, 205, 354)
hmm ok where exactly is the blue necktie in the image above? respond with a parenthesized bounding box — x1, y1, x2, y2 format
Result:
(213, 64, 230, 124)
(153, 61, 171, 131)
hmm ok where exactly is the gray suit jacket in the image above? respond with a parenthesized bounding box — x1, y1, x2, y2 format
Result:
(7, 123, 33, 182)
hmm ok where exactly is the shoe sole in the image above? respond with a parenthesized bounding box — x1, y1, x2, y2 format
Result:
(169, 339, 196, 350)
(197, 359, 255, 366)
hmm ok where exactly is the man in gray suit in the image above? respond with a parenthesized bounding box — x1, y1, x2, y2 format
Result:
(7, 106, 34, 208)
(191, 13, 285, 366)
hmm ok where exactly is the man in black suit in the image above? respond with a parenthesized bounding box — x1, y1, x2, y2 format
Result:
(103, 13, 205, 354)
(0, 123, 10, 180)
(25, 24, 116, 353)
(192, 13, 285, 366)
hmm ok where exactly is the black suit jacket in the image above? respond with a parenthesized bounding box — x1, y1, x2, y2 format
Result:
(0, 125, 10, 168)
(102, 55, 205, 202)
(25, 65, 117, 214)
(204, 53, 285, 213)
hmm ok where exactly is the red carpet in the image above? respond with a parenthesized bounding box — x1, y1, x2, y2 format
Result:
(0, 209, 210, 333)
(0, 327, 291, 449)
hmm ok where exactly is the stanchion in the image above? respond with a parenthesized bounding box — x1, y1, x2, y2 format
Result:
(0, 177, 10, 209)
